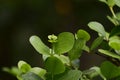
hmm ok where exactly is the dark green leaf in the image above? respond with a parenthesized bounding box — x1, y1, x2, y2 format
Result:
(22, 72, 43, 80)
(100, 61, 120, 79)
(110, 26, 120, 37)
(77, 29, 90, 41)
(68, 39, 85, 60)
(29, 35, 50, 55)
(44, 56, 65, 75)
(58, 70, 82, 80)
(90, 36, 103, 51)
(88, 21, 106, 37)
(54, 32, 75, 54)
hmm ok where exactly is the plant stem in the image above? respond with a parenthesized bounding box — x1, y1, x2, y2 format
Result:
(109, 7, 117, 19)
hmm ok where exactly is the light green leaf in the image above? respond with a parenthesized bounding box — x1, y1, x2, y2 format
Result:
(44, 56, 65, 75)
(83, 66, 106, 80)
(18, 61, 31, 73)
(115, 0, 120, 7)
(98, 49, 120, 60)
(22, 72, 43, 80)
(54, 32, 75, 54)
(109, 36, 120, 50)
(90, 36, 103, 51)
(88, 21, 106, 37)
(55, 55, 70, 66)
(29, 35, 50, 55)
(30, 67, 46, 79)
(58, 70, 82, 80)
(100, 61, 120, 79)
(76, 29, 90, 41)
(3, 67, 21, 76)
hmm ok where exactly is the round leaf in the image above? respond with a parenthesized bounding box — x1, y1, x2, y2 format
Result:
(54, 32, 74, 54)
(109, 36, 120, 50)
(44, 56, 65, 75)
(77, 29, 90, 41)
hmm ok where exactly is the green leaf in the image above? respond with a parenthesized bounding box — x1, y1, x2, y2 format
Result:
(55, 55, 70, 66)
(30, 67, 46, 79)
(90, 36, 103, 51)
(22, 72, 43, 80)
(29, 35, 50, 55)
(68, 39, 85, 60)
(98, 49, 120, 60)
(54, 32, 75, 54)
(107, 0, 115, 7)
(110, 26, 120, 37)
(58, 70, 82, 80)
(3, 67, 21, 76)
(107, 15, 119, 25)
(100, 61, 120, 79)
(88, 21, 106, 37)
(18, 61, 31, 73)
(44, 56, 65, 75)
(83, 66, 106, 80)
(76, 29, 90, 41)
(109, 36, 120, 50)
(115, 0, 120, 7)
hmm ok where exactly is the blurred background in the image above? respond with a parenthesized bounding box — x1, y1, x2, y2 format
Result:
(0, 0, 115, 80)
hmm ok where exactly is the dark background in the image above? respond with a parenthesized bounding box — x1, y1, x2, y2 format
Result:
(0, 0, 116, 80)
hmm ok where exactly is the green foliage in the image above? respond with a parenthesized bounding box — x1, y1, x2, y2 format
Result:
(54, 32, 75, 55)
(3, 0, 120, 80)
(44, 56, 65, 75)
(100, 61, 120, 79)
(88, 21, 106, 37)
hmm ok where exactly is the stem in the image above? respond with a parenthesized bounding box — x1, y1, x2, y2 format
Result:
(109, 7, 117, 19)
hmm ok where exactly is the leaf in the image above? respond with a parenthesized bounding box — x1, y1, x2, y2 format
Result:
(54, 32, 75, 54)
(18, 61, 31, 73)
(107, 0, 115, 7)
(115, 0, 120, 8)
(29, 35, 50, 55)
(109, 36, 120, 50)
(76, 29, 90, 41)
(55, 55, 70, 66)
(90, 36, 103, 51)
(30, 67, 46, 79)
(68, 39, 85, 60)
(3, 67, 21, 76)
(22, 72, 43, 80)
(98, 49, 120, 60)
(44, 56, 65, 75)
(58, 70, 82, 80)
(83, 66, 106, 80)
(100, 61, 120, 79)
(88, 21, 106, 37)
(110, 26, 120, 37)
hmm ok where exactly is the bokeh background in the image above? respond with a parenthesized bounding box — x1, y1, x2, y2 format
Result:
(0, 0, 116, 80)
